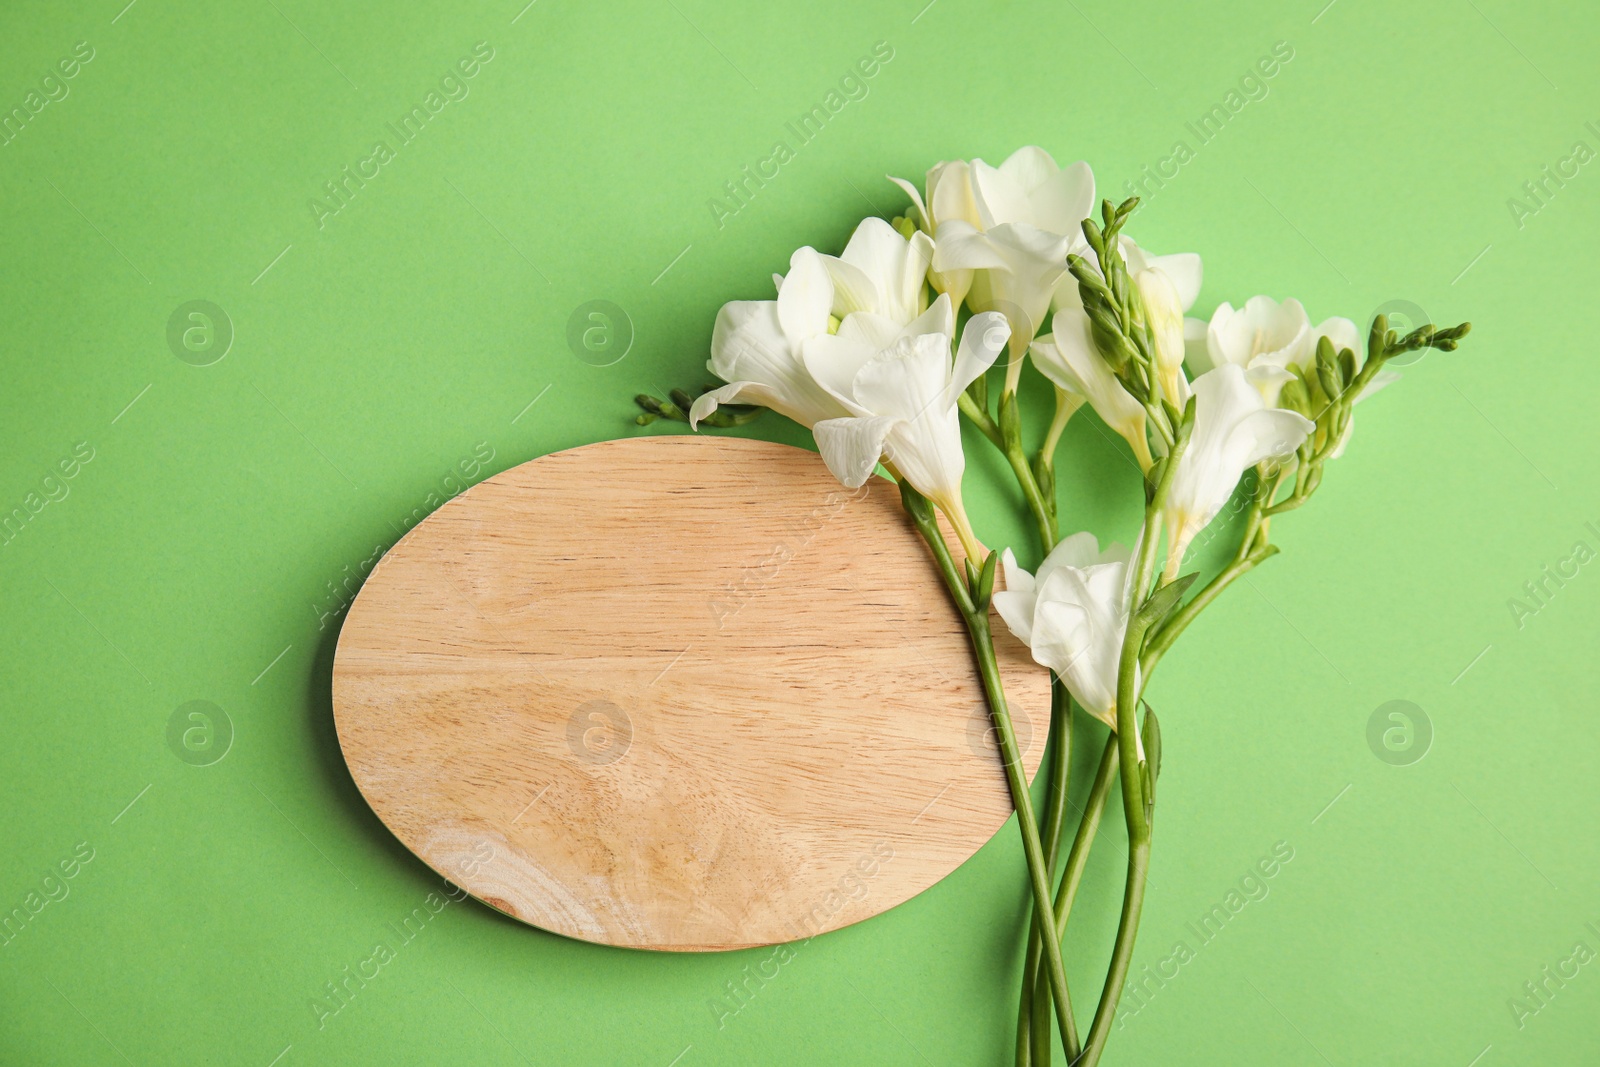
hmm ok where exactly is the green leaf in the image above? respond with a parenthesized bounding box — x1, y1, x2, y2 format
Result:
(1137, 572, 1198, 629)
(1141, 703, 1163, 785)
(997, 390, 1023, 449)
(899, 479, 934, 524)
(1143, 456, 1168, 506)
(966, 367, 989, 413)
(975, 550, 999, 609)
(1031, 453, 1055, 506)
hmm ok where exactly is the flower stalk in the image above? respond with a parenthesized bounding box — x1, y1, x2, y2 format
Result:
(899, 480, 1080, 1061)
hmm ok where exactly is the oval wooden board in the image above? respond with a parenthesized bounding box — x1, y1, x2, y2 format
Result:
(332, 434, 1051, 951)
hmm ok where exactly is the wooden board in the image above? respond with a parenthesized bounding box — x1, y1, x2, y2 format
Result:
(332, 435, 1051, 951)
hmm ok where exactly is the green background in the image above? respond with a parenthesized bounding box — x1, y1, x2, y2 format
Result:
(2, 0, 1594, 1063)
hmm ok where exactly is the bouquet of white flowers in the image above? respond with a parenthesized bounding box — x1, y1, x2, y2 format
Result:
(636, 146, 1470, 1066)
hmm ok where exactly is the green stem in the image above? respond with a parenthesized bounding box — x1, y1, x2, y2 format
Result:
(959, 387, 1056, 548)
(1021, 729, 1118, 1064)
(958, 391, 1004, 448)
(1075, 424, 1185, 1064)
(1020, 681, 1074, 1065)
(1040, 388, 1077, 464)
(1006, 445, 1057, 548)
(902, 487, 1079, 1062)
(1052, 733, 1119, 940)
(1074, 839, 1150, 1067)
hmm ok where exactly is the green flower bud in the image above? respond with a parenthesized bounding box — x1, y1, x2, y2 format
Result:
(1279, 378, 1312, 418)
(1337, 347, 1358, 385)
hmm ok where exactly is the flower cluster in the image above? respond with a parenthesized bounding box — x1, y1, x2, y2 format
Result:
(636, 145, 1470, 1067)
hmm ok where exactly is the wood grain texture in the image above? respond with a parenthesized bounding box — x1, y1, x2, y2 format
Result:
(332, 435, 1051, 951)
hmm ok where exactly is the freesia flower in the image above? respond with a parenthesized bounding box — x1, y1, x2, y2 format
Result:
(1183, 296, 1311, 406)
(1164, 364, 1315, 571)
(809, 312, 1011, 560)
(1030, 309, 1153, 471)
(906, 148, 1095, 385)
(819, 216, 935, 327)
(1179, 302, 1400, 462)
(993, 533, 1133, 729)
(691, 219, 943, 430)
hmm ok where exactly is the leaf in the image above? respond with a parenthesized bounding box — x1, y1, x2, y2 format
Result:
(1136, 572, 1197, 629)
(975, 550, 998, 609)
(1140, 703, 1162, 784)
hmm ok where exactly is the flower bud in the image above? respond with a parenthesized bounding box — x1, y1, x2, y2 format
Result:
(1278, 378, 1312, 419)
(1134, 267, 1187, 404)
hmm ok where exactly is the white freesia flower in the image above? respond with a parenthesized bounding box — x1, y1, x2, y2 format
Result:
(1182, 296, 1311, 406)
(1164, 364, 1315, 570)
(820, 216, 935, 327)
(918, 148, 1096, 382)
(690, 219, 941, 429)
(993, 533, 1133, 730)
(809, 312, 1011, 560)
(1178, 303, 1401, 462)
(1030, 309, 1153, 471)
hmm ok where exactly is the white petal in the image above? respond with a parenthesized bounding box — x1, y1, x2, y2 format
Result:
(931, 221, 1010, 271)
(907, 292, 955, 340)
(969, 156, 1032, 229)
(1168, 364, 1313, 545)
(1035, 530, 1101, 586)
(1148, 252, 1202, 310)
(947, 311, 1009, 406)
(853, 335, 947, 423)
(688, 381, 761, 429)
(711, 300, 784, 380)
(822, 257, 881, 318)
(887, 174, 929, 231)
(778, 248, 834, 344)
(802, 333, 881, 412)
(992, 589, 1035, 647)
(852, 336, 967, 500)
(1032, 308, 1146, 446)
(1182, 316, 1213, 375)
(928, 161, 979, 227)
(998, 546, 1036, 598)
(834, 311, 903, 353)
(837, 217, 924, 321)
(998, 146, 1060, 192)
(812, 416, 896, 488)
(711, 301, 843, 428)
(1029, 160, 1095, 237)
(1228, 406, 1317, 471)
